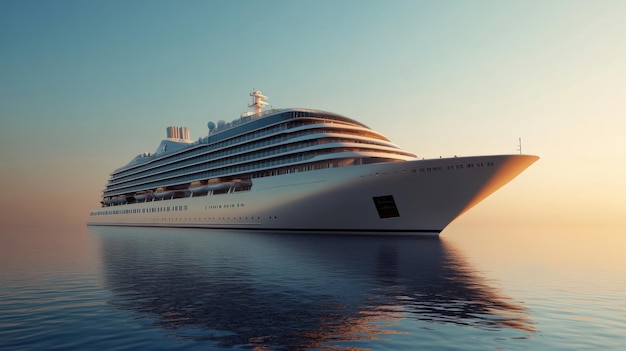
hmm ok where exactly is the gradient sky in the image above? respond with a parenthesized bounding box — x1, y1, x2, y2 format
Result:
(1, 0, 625, 234)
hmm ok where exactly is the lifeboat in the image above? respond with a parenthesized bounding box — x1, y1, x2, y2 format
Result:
(104, 196, 127, 205)
(189, 181, 211, 194)
(207, 182, 234, 191)
(189, 179, 235, 195)
(153, 188, 173, 199)
(134, 191, 153, 201)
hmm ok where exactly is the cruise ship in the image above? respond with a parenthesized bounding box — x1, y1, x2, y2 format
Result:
(87, 91, 538, 234)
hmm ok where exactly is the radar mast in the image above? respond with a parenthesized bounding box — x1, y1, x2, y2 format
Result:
(249, 90, 268, 116)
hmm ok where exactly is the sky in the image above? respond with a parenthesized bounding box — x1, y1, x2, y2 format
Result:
(1, 0, 625, 235)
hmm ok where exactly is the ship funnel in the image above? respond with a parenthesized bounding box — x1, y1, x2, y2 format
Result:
(167, 126, 191, 141)
(179, 126, 190, 140)
(248, 90, 268, 116)
(166, 126, 179, 139)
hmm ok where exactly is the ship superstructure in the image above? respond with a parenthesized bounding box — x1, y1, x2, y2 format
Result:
(88, 91, 538, 234)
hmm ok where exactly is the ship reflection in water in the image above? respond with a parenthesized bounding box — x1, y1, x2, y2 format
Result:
(89, 227, 533, 350)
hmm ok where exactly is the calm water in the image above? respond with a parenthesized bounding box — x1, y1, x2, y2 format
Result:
(1, 224, 624, 350)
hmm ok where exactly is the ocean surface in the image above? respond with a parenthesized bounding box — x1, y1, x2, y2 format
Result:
(1, 223, 624, 350)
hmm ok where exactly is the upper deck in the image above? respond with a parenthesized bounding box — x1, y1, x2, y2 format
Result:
(113, 107, 376, 176)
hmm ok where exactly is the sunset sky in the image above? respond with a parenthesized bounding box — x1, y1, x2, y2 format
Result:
(1, 0, 625, 235)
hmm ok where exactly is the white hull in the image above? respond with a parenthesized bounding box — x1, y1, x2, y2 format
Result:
(88, 155, 537, 234)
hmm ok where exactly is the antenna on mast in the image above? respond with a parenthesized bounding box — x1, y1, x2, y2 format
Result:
(517, 137, 522, 154)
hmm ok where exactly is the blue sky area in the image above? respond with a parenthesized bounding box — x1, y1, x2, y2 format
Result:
(1, 0, 625, 232)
